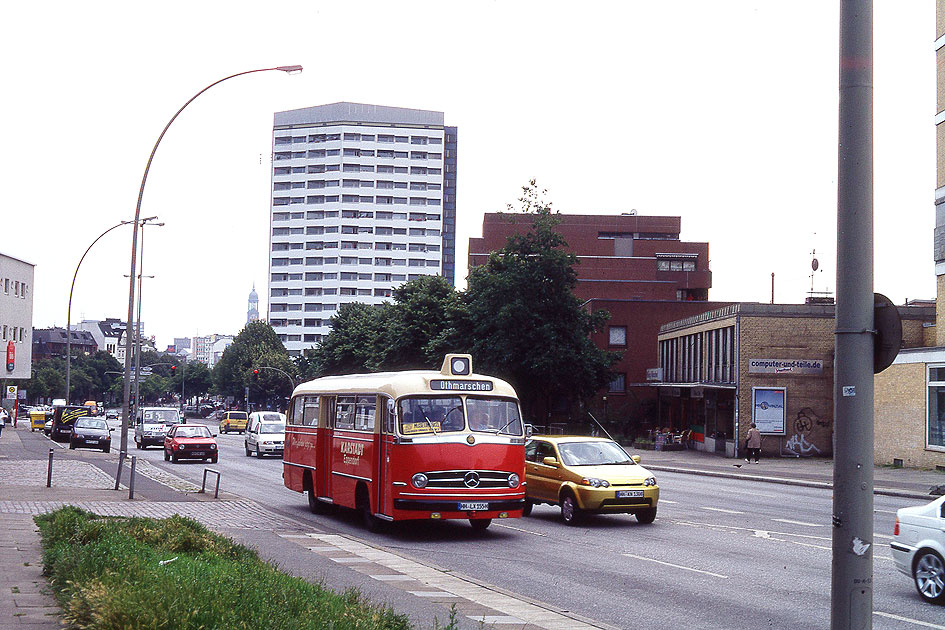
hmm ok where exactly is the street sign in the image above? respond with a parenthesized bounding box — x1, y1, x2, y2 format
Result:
(873, 292, 902, 374)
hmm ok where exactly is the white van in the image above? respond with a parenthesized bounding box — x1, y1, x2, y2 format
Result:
(244, 411, 286, 458)
(134, 407, 182, 449)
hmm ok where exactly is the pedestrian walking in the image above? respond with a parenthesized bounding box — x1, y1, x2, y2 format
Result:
(0, 408, 6, 438)
(745, 422, 762, 463)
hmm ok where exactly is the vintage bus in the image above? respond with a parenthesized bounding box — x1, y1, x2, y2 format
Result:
(283, 354, 526, 531)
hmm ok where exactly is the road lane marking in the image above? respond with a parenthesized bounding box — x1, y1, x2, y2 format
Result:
(700, 507, 744, 514)
(623, 553, 728, 579)
(493, 522, 547, 536)
(874, 509, 898, 515)
(772, 518, 822, 527)
(874, 611, 945, 629)
(660, 499, 678, 504)
(675, 520, 831, 542)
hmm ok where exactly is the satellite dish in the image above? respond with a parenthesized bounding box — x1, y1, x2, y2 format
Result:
(812, 258, 819, 272)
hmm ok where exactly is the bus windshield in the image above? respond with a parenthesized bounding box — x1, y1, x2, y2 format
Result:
(399, 397, 463, 435)
(467, 397, 523, 435)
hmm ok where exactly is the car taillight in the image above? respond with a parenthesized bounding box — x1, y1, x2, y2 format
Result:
(894, 518, 899, 536)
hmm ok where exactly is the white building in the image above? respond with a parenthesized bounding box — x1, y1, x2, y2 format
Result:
(268, 102, 458, 355)
(192, 334, 233, 369)
(0, 253, 34, 380)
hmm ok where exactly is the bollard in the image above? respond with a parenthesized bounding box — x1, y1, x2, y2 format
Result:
(128, 456, 137, 500)
(46, 449, 53, 488)
(200, 469, 221, 499)
(114, 452, 125, 490)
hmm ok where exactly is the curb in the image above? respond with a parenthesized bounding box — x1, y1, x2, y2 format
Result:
(644, 464, 935, 501)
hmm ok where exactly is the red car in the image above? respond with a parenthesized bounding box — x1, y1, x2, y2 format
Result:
(163, 424, 218, 463)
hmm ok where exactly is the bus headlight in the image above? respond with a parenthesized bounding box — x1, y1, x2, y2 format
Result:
(508, 473, 520, 488)
(411, 473, 428, 489)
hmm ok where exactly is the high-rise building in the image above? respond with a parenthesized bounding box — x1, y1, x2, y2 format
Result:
(247, 284, 259, 323)
(268, 102, 457, 356)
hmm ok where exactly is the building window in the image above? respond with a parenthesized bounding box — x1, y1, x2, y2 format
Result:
(608, 374, 626, 393)
(928, 366, 945, 450)
(608, 326, 627, 347)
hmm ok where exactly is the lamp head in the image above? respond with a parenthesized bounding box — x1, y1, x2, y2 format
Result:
(275, 65, 303, 75)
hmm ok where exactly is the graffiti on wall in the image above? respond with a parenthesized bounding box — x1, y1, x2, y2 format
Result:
(781, 407, 823, 457)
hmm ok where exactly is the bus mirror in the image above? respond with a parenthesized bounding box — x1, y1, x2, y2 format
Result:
(525, 424, 534, 438)
(387, 399, 395, 416)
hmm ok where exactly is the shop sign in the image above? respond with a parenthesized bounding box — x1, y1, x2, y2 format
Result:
(752, 387, 786, 435)
(646, 368, 663, 382)
(748, 358, 823, 376)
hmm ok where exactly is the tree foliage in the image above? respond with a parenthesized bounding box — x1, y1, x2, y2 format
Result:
(24, 351, 124, 404)
(213, 321, 296, 407)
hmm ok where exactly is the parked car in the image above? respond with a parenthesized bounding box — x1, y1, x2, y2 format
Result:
(69, 417, 113, 452)
(43, 419, 52, 435)
(134, 407, 182, 449)
(105, 408, 119, 420)
(523, 435, 659, 525)
(219, 410, 249, 434)
(891, 495, 945, 604)
(244, 411, 286, 457)
(163, 424, 218, 463)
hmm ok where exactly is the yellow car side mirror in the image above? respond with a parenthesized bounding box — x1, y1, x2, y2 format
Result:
(542, 456, 559, 466)
(632, 455, 641, 464)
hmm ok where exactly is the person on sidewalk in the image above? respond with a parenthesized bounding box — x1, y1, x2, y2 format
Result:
(0, 408, 6, 438)
(745, 423, 762, 463)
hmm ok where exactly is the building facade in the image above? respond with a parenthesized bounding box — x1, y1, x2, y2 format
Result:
(0, 253, 34, 380)
(657, 302, 934, 458)
(469, 213, 717, 427)
(74, 318, 126, 362)
(32, 328, 98, 361)
(268, 102, 457, 356)
(191, 334, 233, 369)
(469, 213, 711, 302)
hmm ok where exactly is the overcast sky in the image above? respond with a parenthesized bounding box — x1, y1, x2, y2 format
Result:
(2, 1, 935, 349)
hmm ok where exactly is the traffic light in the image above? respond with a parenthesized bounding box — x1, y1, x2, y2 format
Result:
(253, 369, 259, 375)
(170, 366, 177, 374)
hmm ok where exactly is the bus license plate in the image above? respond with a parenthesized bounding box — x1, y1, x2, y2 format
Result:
(616, 490, 644, 498)
(459, 502, 489, 511)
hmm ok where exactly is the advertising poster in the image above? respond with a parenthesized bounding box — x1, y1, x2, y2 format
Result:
(752, 387, 786, 435)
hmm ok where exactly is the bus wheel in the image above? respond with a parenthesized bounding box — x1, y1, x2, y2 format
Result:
(470, 519, 492, 533)
(356, 486, 382, 533)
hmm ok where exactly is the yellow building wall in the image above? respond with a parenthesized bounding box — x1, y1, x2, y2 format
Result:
(874, 363, 945, 469)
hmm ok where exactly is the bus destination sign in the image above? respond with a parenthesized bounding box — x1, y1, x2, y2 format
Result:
(430, 379, 493, 392)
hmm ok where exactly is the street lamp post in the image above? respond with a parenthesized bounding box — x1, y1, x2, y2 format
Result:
(130, 218, 163, 416)
(118, 65, 302, 463)
(66, 220, 135, 404)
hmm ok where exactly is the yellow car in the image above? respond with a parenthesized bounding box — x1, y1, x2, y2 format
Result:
(219, 410, 249, 434)
(524, 435, 659, 525)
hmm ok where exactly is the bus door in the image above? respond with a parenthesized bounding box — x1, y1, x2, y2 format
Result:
(317, 396, 334, 501)
(377, 397, 395, 517)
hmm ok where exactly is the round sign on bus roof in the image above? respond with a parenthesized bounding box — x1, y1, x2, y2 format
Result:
(451, 357, 470, 375)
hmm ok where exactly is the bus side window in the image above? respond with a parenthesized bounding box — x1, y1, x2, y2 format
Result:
(355, 396, 376, 432)
(302, 396, 319, 426)
(335, 396, 355, 430)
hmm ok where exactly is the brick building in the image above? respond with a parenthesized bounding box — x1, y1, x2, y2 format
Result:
(469, 213, 711, 301)
(32, 328, 98, 361)
(657, 302, 933, 458)
(470, 212, 720, 427)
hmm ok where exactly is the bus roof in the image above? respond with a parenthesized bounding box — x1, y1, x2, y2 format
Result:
(292, 368, 518, 400)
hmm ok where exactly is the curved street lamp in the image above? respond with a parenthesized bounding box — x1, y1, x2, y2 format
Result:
(66, 219, 136, 404)
(254, 365, 298, 394)
(118, 65, 303, 463)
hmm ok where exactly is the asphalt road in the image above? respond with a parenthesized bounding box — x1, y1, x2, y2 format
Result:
(123, 427, 945, 630)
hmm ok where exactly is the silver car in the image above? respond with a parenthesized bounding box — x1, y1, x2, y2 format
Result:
(244, 411, 285, 458)
(891, 495, 945, 604)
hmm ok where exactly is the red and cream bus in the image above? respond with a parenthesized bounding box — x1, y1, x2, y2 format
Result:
(283, 354, 526, 531)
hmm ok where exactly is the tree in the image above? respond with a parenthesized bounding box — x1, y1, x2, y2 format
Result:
(304, 302, 389, 376)
(384, 275, 460, 368)
(213, 321, 296, 407)
(174, 361, 212, 401)
(456, 180, 618, 422)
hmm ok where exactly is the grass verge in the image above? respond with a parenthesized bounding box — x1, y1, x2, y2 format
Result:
(35, 506, 412, 630)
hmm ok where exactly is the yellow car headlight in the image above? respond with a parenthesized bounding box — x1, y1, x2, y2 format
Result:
(581, 477, 610, 488)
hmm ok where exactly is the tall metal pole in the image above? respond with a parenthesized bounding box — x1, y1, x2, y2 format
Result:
(66, 221, 133, 404)
(132, 219, 161, 414)
(832, 1, 874, 628)
(118, 65, 302, 463)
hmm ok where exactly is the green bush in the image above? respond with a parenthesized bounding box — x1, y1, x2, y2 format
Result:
(35, 506, 410, 630)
